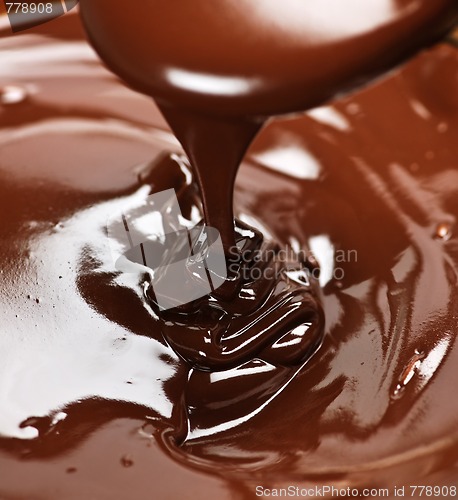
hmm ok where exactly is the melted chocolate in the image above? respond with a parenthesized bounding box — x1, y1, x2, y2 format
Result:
(79, 0, 458, 253)
(77, 0, 458, 376)
(0, 7, 458, 500)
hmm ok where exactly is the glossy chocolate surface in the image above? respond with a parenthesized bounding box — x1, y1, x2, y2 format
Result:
(79, 0, 458, 253)
(0, 6, 458, 499)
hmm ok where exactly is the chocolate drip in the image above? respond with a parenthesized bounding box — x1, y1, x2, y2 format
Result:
(158, 105, 262, 256)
